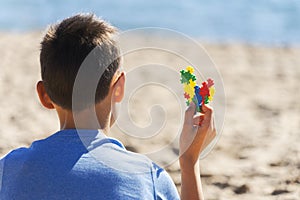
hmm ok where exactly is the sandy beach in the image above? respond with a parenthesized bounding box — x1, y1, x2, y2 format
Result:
(0, 31, 299, 199)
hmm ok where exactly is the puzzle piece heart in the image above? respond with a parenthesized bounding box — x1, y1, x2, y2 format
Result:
(180, 66, 215, 112)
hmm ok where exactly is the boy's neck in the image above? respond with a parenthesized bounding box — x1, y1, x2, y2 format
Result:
(55, 102, 112, 135)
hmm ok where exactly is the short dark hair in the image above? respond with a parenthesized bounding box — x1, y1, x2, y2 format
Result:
(40, 13, 120, 110)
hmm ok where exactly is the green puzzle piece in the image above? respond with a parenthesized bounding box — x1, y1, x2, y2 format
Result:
(180, 70, 196, 84)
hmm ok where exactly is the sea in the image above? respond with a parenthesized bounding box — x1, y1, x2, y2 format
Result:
(0, 0, 300, 46)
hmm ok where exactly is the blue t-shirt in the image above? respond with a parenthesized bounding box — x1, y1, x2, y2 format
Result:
(0, 129, 179, 200)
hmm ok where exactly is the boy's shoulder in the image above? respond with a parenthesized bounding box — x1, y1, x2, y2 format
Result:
(0, 129, 161, 177)
(0, 146, 29, 172)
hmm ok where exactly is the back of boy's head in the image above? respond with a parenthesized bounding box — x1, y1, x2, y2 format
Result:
(40, 13, 120, 111)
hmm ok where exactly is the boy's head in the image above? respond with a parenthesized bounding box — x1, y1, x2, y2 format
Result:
(39, 13, 122, 111)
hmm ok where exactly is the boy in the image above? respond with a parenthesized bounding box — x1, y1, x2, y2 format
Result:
(0, 14, 216, 200)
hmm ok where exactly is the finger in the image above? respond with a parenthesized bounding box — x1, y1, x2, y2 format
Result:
(184, 102, 196, 124)
(193, 114, 204, 126)
(196, 107, 213, 131)
(202, 104, 213, 119)
(201, 103, 213, 115)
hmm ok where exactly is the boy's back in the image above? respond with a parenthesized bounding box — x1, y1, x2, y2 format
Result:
(0, 129, 178, 199)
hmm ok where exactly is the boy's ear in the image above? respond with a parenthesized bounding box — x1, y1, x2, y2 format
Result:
(112, 72, 125, 103)
(36, 81, 55, 109)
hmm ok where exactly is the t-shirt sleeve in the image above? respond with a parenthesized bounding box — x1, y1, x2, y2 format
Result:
(152, 163, 180, 200)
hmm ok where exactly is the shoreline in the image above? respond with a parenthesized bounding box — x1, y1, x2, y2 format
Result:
(1, 30, 300, 49)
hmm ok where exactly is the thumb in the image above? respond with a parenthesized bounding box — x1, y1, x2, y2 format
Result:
(201, 104, 213, 117)
(184, 102, 196, 124)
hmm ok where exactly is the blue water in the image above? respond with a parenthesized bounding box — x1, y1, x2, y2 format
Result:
(0, 0, 300, 46)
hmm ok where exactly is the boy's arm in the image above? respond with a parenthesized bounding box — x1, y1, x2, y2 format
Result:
(179, 103, 216, 200)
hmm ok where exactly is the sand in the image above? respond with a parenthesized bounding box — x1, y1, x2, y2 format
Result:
(0, 31, 299, 199)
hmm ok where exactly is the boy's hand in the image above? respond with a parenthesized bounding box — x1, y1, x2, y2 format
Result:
(179, 102, 216, 167)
